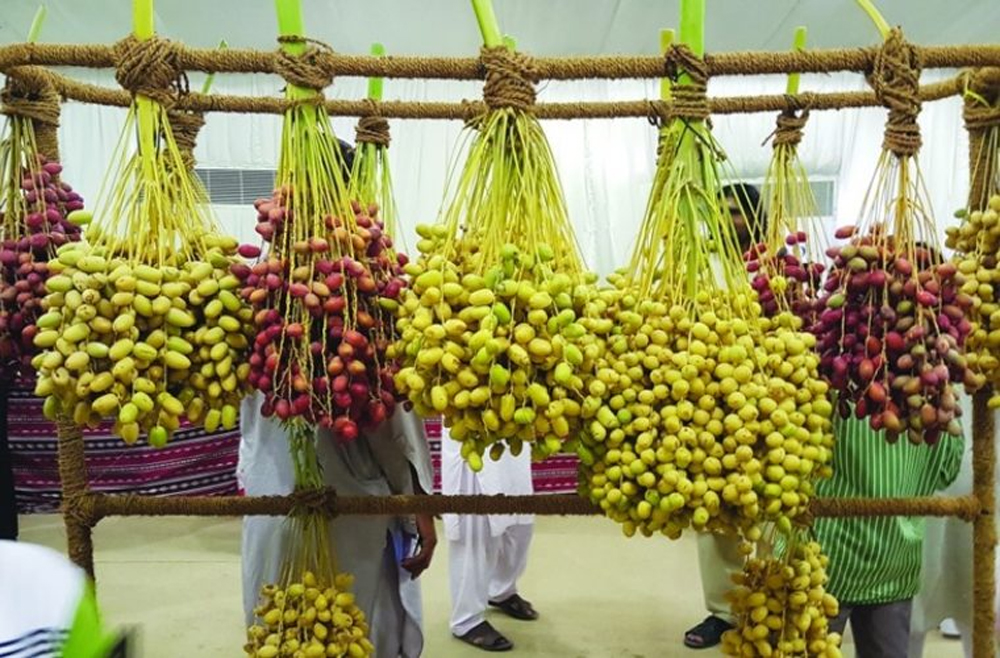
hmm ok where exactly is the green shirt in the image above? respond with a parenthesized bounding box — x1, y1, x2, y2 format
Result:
(813, 413, 964, 604)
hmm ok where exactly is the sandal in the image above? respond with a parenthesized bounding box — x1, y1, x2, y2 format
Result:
(489, 594, 539, 621)
(940, 618, 962, 639)
(455, 621, 513, 652)
(684, 615, 734, 649)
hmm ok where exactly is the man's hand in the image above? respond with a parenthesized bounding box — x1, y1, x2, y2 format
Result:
(401, 513, 437, 579)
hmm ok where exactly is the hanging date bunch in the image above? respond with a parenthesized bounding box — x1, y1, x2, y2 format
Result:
(391, 40, 614, 469)
(745, 107, 826, 327)
(349, 45, 400, 242)
(945, 91, 1000, 405)
(32, 35, 254, 445)
(159, 94, 258, 433)
(247, 568, 372, 658)
(812, 29, 973, 444)
(722, 529, 842, 658)
(0, 70, 86, 378)
(347, 53, 408, 392)
(235, 37, 404, 440)
(241, 23, 374, 658)
(244, 424, 373, 658)
(578, 45, 834, 541)
(245, 429, 374, 658)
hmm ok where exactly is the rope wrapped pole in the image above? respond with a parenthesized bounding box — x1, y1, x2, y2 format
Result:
(972, 391, 996, 658)
(55, 418, 96, 579)
(25, 62, 966, 119)
(5, 41, 1000, 79)
(78, 490, 981, 521)
(965, 76, 1000, 658)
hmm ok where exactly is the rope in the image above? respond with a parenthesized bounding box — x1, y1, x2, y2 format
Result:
(274, 36, 333, 91)
(458, 98, 487, 129)
(971, 375, 998, 653)
(965, 103, 1000, 133)
(0, 67, 61, 160)
(166, 108, 205, 171)
(1, 68, 60, 125)
(73, 489, 985, 520)
(664, 44, 710, 122)
(55, 418, 88, 498)
(354, 100, 390, 146)
(289, 486, 338, 517)
(967, 72, 999, 648)
(869, 28, 923, 157)
(965, 91, 1000, 210)
(5, 42, 1000, 81)
(970, 67, 1000, 100)
(769, 107, 809, 149)
(63, 493, 99, 528)
(31, 62, 966, 119)
(645, 100, 668, 130)
(803, 493, 980, 524)
(112, 35, 189, 106)
(54, 418, 97, 578)
(480, 46, 538, 111)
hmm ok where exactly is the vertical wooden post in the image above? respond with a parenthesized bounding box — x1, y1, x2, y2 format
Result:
(973, 392, 996, 658)
(56, 420, 95, 580)
(966, 75, 998, 658)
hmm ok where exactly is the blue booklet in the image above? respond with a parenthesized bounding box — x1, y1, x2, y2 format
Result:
(390, 528, 416, 565)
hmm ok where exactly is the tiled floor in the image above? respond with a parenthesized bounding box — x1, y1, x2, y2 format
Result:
(18, 514, 963, 657)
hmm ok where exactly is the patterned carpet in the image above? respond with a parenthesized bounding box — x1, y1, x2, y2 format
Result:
(11, 396, 579, 513)
(9, 378, 240, 513)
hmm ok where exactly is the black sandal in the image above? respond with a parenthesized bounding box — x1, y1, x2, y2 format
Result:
(455, 621, 513, 652)
(489, 594, 539, 621)
(684, 615, 734, 649)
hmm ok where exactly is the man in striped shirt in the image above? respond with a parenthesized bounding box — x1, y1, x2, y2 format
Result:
(814, 411, 963, 658)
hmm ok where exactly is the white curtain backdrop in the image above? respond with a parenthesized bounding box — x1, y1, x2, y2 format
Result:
(51, 67, 970, 276)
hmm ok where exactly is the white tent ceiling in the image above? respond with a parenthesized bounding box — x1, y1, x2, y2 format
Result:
(0, 0, 998, 56)
(0, 1, 989, 275)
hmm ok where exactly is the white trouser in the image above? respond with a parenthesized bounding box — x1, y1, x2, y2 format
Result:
(697, 532, 742, 625)
(448, 518, 534, 636)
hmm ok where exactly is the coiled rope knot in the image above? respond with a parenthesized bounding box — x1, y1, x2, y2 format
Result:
(964, 100, 1000, 133)
(1, 67, 63, 160)
(166, 109, 206, 171)
(664, 44, 710, 122)
(771, 107, 810, 149)
(355, 100, 391, 147)
(1, 68, 61, 126)
(275, 36, 334, 91)
(62, 492, 99, 528)
(113, 35, 189, 107)
(290, 486, 338, 517)
(869, 27, 923, 157)
(480, 46, 538, 111)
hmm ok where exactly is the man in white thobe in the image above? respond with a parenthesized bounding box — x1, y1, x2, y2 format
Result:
(441, 424, 539, 652)
(238, 392, 436, 658)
